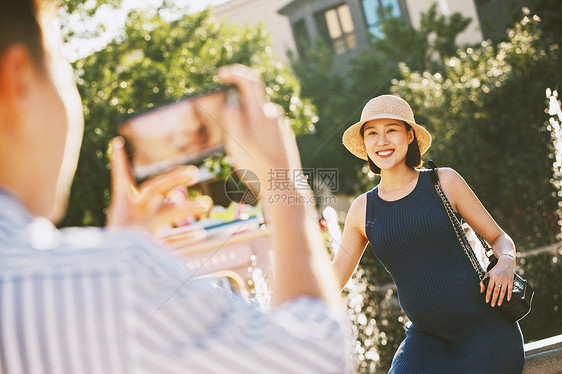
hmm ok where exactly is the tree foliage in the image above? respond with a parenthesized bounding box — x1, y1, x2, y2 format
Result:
(291, 7, 473, 372)
(294, 3, 560, 248)
(60, 7, 315, 227)
(60, 0, 123, 42)
(294, 3, 561, 371)
(392, 8, 561, 248)
(292, 4, 472, 194)
(290, 41, 360, 192)
(61, 0, 122, 15)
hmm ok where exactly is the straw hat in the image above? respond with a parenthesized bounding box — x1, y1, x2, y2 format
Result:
(342, 95, 432, 160)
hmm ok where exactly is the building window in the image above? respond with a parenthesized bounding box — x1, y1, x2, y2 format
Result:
(361, 0, 402, 39)
(314, 4, 357, 55)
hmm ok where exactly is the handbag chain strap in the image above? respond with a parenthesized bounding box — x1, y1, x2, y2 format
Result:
(428, 161, 490, 281)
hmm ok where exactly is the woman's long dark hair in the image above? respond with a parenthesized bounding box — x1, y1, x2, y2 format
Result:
(360, 121, 422, 174)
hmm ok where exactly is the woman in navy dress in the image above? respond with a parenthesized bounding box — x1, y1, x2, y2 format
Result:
(332, 95, 524, 373)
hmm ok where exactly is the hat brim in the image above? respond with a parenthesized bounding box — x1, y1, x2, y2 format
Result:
(342, 114, 432, 161)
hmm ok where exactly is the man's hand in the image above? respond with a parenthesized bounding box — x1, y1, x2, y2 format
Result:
(218, 65, 302, 187)
(106, 137, 211, 233)
(218, 65, 340, 306)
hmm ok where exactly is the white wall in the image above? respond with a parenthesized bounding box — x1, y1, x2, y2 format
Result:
(214, 0, 296, 62)
(404, 0, 483, 46)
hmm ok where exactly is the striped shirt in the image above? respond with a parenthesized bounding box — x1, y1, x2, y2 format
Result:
(0, 191, 353, 373)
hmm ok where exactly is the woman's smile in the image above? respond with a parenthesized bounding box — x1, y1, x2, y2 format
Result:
(376, 149, 395, 158)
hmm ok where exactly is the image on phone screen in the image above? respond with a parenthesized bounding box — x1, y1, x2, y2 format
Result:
(118, 87, 234, 179)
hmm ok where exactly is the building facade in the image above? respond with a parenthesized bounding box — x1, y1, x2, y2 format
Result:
(278, 0, 484, 70)
(213, 0, 528, 68)
(213, 0, 296, 63)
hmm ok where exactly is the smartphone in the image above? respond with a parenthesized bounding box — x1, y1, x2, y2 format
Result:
(118, 85, 238, 179)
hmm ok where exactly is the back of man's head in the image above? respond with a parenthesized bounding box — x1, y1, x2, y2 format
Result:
(0, 0, 84, 222)
(0, 0, 45, 67)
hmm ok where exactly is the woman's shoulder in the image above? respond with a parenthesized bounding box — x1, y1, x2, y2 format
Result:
(435, 167, 464, 187)
(434, 167, 471, 202)
(345, 193, 368, 235)
(346, 193, 368, 223)
(349, 192, 368, 213)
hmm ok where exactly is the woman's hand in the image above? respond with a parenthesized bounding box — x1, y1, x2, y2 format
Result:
(480, 255, 516, 307)
(106, 137, 212, 233)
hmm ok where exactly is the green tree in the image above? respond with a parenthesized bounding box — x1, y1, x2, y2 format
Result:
(62, 0, 122, 15)
(60, 7, 315, 227)
(290, 41, 360, 192)
(60, 0, 123, 41)
(291, 6, 473, 372)
(392, 8, 561, 248)
(346, 6, 562, 372)
(293, 4, 472, 195)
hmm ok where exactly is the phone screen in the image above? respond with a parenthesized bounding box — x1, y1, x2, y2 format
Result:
(118, 86, 235, 179)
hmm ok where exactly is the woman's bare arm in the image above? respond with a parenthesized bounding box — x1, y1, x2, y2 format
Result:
(438, 168, 516, 307)
(332, 193, 370, 293)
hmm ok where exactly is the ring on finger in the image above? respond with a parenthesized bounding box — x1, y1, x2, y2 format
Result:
(495, 284, 502, 288)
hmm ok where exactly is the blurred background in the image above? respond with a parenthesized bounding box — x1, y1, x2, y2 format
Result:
(59, 0, 561, 372)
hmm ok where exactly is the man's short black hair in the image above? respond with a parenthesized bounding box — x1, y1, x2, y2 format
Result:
(360, 121, 422, 174)
(0, 0, 45, 65)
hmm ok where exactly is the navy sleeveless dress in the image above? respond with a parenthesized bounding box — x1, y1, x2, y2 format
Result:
(365, 170, 524, 373)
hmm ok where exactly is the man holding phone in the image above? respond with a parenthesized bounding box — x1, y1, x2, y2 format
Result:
(0, 1, 353, 373)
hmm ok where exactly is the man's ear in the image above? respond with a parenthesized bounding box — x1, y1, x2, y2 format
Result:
(0, 45, 36, 107)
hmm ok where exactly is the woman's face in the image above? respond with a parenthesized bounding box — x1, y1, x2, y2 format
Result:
(363, 119, 414, 172)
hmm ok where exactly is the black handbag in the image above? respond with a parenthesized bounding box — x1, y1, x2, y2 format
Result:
(428, 160, 534, 323)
